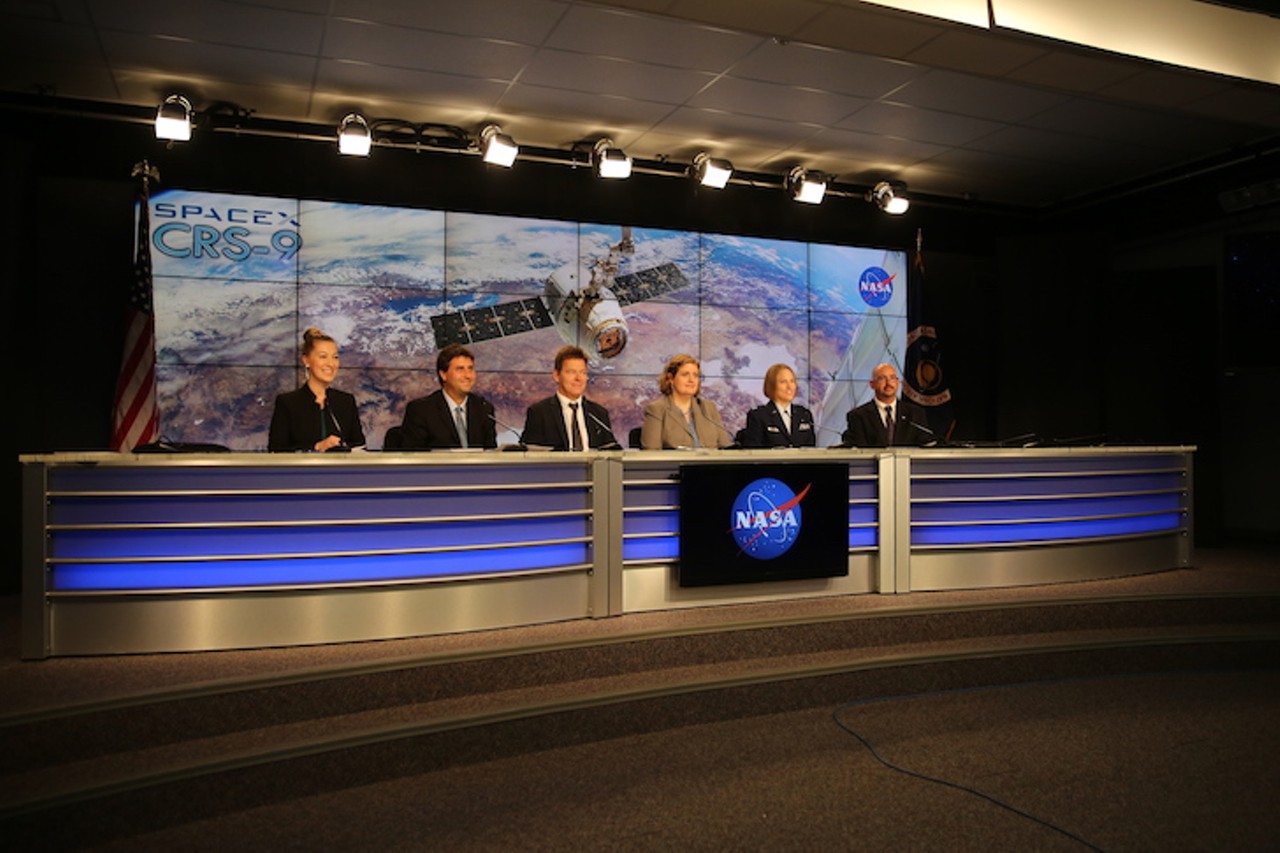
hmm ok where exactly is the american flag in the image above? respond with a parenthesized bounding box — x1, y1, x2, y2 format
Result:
(111, 163, 160, 451)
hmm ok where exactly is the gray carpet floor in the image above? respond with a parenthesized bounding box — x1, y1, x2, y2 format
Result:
(4, 543, 1278, 851)
(87, 670, 1279, 852)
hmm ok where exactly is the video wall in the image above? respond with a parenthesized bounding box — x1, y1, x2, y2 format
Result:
(148, 190, 908, 450)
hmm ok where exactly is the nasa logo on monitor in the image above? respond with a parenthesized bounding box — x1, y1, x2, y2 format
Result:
(730, 478, 810, 559)
(857, 266, 895, 308)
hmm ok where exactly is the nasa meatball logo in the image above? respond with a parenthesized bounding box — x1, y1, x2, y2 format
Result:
(730, 478, 811, 559)
(857, 266, 895, 308)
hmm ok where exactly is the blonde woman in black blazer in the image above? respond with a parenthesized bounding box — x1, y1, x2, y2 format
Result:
(640, 353, 735, 449)
(268, 327, 365, 452)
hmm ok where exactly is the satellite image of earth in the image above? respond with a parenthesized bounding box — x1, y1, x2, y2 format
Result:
(150, 192, 905, 449)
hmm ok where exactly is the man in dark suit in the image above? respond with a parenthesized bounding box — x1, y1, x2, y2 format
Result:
(842, 362, 933, 447)
(400, 343, 498, 449)
(521, 345, 620, 450)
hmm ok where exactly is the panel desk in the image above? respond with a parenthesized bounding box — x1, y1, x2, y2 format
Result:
(20, 447, 1192, 658)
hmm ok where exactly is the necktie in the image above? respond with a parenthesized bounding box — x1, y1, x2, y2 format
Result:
(454, 405, 468, 448)
(885, 405, 895, 445)
(569, 402, 584, 451)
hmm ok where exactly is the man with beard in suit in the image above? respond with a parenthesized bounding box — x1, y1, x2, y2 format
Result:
(842, 362, 932, 447)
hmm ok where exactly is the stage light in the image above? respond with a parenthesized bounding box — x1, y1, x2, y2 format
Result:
(691, 152, 733, 188)
(337, 113, 371, 157)
(155, 95, 193, 141)
(868, 180, 910, 214)
(479, 124, 519, 167)
(786, 166, 827, 204)
(592, 138, 632, 179)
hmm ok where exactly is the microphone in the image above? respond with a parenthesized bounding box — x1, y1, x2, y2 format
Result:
(323, 404, 351, 451)
(585, 408, 623, 450)
(1049, 433, 1106, 447)
(998, 432, 1040, 448)
(814, 422, 851, 448)
(906, 419, 935, 436)
(696, 397, 739, 449)
(903, 419, 940, 448)
(488, 410, 533, 451)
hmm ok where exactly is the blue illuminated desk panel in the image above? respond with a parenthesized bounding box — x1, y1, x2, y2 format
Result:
(21, 447, 1191, 657)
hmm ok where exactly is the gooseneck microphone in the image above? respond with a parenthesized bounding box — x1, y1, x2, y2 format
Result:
(326, 405, 346, 443)
(814, 422, 851, 448)
(488, 410, 531, 450)
(903, 419, 940, 447)
(322, 403, 351, 451)
(696, 397, 740, 449)
(585, 408, 623, 450)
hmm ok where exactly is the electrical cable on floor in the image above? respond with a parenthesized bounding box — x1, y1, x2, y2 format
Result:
(832, 695, 1106, 853)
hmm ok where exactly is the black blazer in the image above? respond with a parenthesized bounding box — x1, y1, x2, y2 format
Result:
(400, 389, 498, 449)
(268, 385, 365, 451)
(521, 396, 620, 450)
(740, 401, 816, 448)
(841, 398, 932, 447)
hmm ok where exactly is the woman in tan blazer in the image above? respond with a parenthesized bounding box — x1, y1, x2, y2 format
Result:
(640, 353, 735, 449)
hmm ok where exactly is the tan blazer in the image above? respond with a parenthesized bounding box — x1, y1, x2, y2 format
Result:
(640, 395, 734, 449)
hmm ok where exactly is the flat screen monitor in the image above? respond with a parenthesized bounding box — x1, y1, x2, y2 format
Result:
(678, 462, 849, 587)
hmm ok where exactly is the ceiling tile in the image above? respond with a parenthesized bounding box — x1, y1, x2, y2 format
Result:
(649, 105, 823, 147)
(790, 5, 946, 58)
(663, 0, 828, 37)
(2, 0, 1275, 210)
(727, 40, 924, 99)
(689, 76, 869, 125)
(518, 50, 717, 103)
(888, 69, 1067, 122)
(323, 19, 535, 78)
(89, 0, 326, 54)
(330, 0, 568, 44)
(906, 28, 1047, 77)
(1004, 49, 1140, 94)
(792, 125, 950, 168)
(544, 4, 762, 70)
(113, 71, 312, 119)
(100, 31, 319, 91)
(837, 101, 1005, 147)
(1098, 67, 1232, 109)
(496, 82, 677, 130)
(316, 60, 509, 112)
